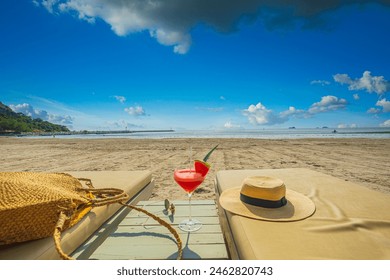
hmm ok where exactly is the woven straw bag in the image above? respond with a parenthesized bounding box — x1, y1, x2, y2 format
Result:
(0, 172, 182, 260)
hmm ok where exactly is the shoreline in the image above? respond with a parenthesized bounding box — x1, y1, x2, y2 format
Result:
(1, 137, 389, 200)
(2, 127, 390, 140)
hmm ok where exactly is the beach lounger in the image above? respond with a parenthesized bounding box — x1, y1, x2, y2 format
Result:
(215, 168, 390, 259)
(0, 170, 154, 260)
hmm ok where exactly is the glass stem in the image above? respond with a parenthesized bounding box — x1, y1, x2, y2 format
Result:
(188, 192, 192, 222)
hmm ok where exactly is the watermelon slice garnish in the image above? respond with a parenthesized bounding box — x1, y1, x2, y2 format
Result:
(194, 160, 211, 176)
(194, 145, 218, 176)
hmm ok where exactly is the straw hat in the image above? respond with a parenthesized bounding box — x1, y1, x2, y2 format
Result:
(219, 176, 315, 222)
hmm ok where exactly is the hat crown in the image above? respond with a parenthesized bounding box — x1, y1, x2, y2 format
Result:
(219, 175, 316, 221)
(240, 176, 286, 201)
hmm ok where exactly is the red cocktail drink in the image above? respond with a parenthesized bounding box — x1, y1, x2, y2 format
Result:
(173, 168, 205, 232)
(173, 145, 217, 232)
(174, 169, 204, 193)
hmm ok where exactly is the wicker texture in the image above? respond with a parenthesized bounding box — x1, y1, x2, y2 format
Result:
(0, 172, 92, 244)
(0, 172, 183, 260)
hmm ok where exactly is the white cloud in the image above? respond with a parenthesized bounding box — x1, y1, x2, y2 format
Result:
(380, 119, 390, 127)
(353, 93, 360, 100)
(376, 98, 390, 113)
(242, 102, 286, 125)
(41, 0, 59, 14)
(105, 120, 143, 130)
(367, 107, 381, 114)
(337, 123, 347, 129)
(279, 106, 306, 118)
(333, 73, 351, 84)
(337, 123, 357, 129)
(242, 95, 348, 126)
(224, 121, 241, 129)
(334, 71, 390, 95)
(308, 95, 348, 114)
(47, 114, 74, 125)
(150, 29, 192, 54)
(10, 103, 47, 119)
(124, 105, 146, 116)
(310, 80, 330, 86)
(9, 103, 73, 125)
(32, 0, 40, 7)
(113, 95, 126, 104)
(37, 1, 390, 54)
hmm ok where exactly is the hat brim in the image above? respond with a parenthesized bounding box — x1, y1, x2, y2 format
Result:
(219, 187, 315, 222)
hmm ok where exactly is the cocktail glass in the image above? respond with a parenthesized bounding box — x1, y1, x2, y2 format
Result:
(174, 168, 205, 232)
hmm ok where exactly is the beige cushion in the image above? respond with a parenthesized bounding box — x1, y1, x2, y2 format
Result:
(0, 171, 153, 260)
(216, 168, 390, 259)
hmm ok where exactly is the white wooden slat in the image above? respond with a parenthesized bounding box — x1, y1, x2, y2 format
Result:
(102, 231, 225, 246)
(116, 224, 223, 234)
(74, 200, 229, 260)
(92, 244, 228, 260)
(121, 216, 221, 226)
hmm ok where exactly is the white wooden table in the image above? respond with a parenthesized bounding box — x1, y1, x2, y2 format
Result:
(72, 200, 229, 260)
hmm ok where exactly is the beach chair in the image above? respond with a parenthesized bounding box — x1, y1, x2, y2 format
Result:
(215, 168, 390, 259)
(0, 170, 154, 260)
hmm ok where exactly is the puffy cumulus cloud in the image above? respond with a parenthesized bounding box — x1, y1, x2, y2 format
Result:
(279, 106, 306, 118)
(9, 103, 73, 125)
(334, 71, 390, 95)
(35, 0, 390, 54)
(353, 93, 360, 100)
(380, 119, 390, 127)
(242, 102, 286, 125)
(242, 103, 306, 125)
(308, 95, 348, 114)
(376, 98, 390, 113)
(10, 103, 48, 119)
(124, 105, 146, 116)
(242, 95, 348, 126)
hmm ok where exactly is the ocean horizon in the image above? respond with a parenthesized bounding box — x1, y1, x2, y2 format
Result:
(18, 127, 390, 140)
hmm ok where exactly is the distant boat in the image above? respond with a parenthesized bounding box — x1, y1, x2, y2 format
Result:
(288, 127, 296, 129)
(332, 129, 337, 133)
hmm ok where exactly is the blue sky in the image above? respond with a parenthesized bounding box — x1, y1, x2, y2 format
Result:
(1, 1, 390, 131)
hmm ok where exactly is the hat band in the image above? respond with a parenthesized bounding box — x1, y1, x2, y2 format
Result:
(240, 193, 287, 208)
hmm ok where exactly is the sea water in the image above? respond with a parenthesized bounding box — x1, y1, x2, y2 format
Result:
(21, 127, 390, 139)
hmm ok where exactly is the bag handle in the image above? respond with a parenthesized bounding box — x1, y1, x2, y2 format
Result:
(81, 188, 130, 206)
(53, 201, 183, 260)
(77, 178, 130, 206)
(53, 212, 73, 260)
(121, 202, 183, 260)
(53, 177, 183, 260)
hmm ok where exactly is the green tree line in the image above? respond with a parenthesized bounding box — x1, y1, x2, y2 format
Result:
(0, 102, 70, 133)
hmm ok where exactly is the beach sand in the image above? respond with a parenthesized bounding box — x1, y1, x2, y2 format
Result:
(0, 137, 389, 200)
